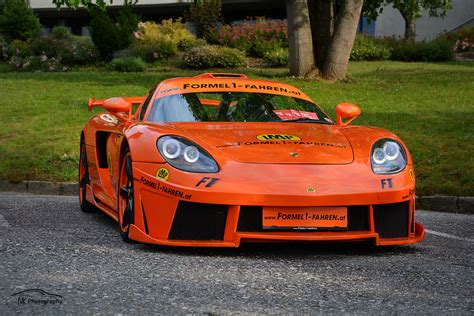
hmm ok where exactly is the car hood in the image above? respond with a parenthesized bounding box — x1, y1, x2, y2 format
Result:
(170, 122, 353, 165)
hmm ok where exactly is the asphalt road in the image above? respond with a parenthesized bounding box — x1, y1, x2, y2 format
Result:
(0, 194, 472, 314)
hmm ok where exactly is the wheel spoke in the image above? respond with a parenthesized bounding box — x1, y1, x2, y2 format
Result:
(126, 156, 133, 182)
(122, 205, 131, 229)
(119, 186, 130, 198)
(120, 156, 134, 230)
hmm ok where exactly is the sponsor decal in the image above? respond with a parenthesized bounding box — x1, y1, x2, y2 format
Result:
(138, 176, 192, 200)
(156, 168, 170, 181)
(182, 82, 302, 96)
(289, 152, 299, 157)
(257, 134, 301, 141)
(159, 87, 180, 94)
(402, 189, 415, 200)
(381, 178, 393, 189)
(273, 109, 319, 121)
(99, 113, 118, 125)
(216, 141, 347, 149)
(263, 206, 347, 229)
(195, 177, 220, 188)
(409, 169, 415, 182)
(307, 186, 316, 193)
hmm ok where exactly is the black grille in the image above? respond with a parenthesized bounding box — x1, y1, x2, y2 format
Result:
(168, 201, 228, 240)
(373, 202, 409, 238)
(237, 206, 369, 232)
(348, 206, 369, 231)
(237, 206, 262, 232)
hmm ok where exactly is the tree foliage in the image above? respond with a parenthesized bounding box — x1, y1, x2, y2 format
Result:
(0, 0, 41, 41)
(364, 0, 452, 20)
(184, 0, 222, 42)
(53, 0, 113, 10)
(53, 0, 139, 59)
(363, 0, 452, 40)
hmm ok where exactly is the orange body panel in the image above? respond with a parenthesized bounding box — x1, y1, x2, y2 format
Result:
(81, 73, 424, 248)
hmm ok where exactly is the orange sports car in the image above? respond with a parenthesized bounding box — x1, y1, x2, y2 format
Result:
(79, 73, 424, 247)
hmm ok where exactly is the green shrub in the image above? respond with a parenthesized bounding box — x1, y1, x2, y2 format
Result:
(0, 35, 15, 61)
(442, 27, 474, 52)
(263, 47, 288, 67)
(109, 56, 146, 72)
(385, 38, 453, 62)
(184, 0, 222, 42)
(182, 45, 245, 69)
(7, 55, 64, 72)
(350, 34, 392, 61)
(113, 48, 139, 59)
(217, 18, 287, 57)
(52, 25, 70, 39)
(10, 39, 28, 57)
(0, 0, 41, 41)
(89, 7, 121, 60)
(0, 62, 11, 72)
(116, 1, 140, 50)
(60, 36, 99, 65)
(88, 3, 139, 60)
(177, 37, 206, 51)
(132, 19, 195, 61)
(27, 33, 98, 65)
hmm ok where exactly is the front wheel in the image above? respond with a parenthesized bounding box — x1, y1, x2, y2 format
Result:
(118, 150, 135, 242)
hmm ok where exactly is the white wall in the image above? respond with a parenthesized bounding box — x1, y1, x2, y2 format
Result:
(374, 0, 474, 41)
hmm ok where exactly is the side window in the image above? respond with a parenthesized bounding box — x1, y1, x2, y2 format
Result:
(139, 88, 156, 120)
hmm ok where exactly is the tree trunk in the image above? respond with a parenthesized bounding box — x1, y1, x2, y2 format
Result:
(286, 0, 314, 76)
(322, 0, 363, 81)
(402, 14, 416, 42)
(308, 0, 334, 70)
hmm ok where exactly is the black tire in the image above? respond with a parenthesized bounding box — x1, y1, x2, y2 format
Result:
(79, 140, 98, 213)
(117, 150, 134, 242)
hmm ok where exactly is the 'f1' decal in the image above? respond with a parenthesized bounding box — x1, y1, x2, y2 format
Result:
(195, 177, 220, 188)
(381, 178, 393, 189)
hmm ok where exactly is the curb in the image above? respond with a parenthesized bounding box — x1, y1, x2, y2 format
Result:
(0, 180, 472, 215)
(0, 180, 77, 197)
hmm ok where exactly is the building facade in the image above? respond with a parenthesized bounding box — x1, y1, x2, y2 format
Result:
(29, 0, 472, 40)
(29, 0, 286, 35)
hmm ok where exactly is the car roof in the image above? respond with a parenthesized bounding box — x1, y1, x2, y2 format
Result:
(154, 73, 315, 103)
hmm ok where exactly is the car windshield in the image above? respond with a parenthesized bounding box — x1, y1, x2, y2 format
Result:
(147, 92, 333, 124)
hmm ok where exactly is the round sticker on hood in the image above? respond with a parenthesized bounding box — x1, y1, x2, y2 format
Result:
(257, 134, 301, 141)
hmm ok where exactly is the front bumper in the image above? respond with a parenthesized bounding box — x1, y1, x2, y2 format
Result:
(127, 162, 425, 247)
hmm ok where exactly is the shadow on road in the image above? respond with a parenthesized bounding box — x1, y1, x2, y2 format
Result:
(136, 240, 421, 259)
(85, 204, 422, 259)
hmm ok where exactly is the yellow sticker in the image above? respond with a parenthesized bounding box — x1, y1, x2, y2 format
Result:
(409, 169, 415, 182)
(257, 134, 301, 141)
(156, 168, 170, 181)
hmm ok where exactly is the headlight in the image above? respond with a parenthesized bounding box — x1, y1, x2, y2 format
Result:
(157, 136, 219, 173)
(371, 139, 407, 174)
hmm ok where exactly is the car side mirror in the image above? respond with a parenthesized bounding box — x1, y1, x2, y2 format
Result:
(103, 97, 132, 118)
(335, 102, 361, 126)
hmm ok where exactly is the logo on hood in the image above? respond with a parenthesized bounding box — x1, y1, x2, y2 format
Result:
(257, 134, 301, 141)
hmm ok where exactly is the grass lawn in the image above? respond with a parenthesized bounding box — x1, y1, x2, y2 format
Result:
(0, 61, 473, 195)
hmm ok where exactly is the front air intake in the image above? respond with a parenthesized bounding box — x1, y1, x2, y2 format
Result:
(168, 201, 228, 240)
(373, 202, 409, 238)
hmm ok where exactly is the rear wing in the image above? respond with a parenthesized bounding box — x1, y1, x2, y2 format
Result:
(87, 96, 145, 112)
